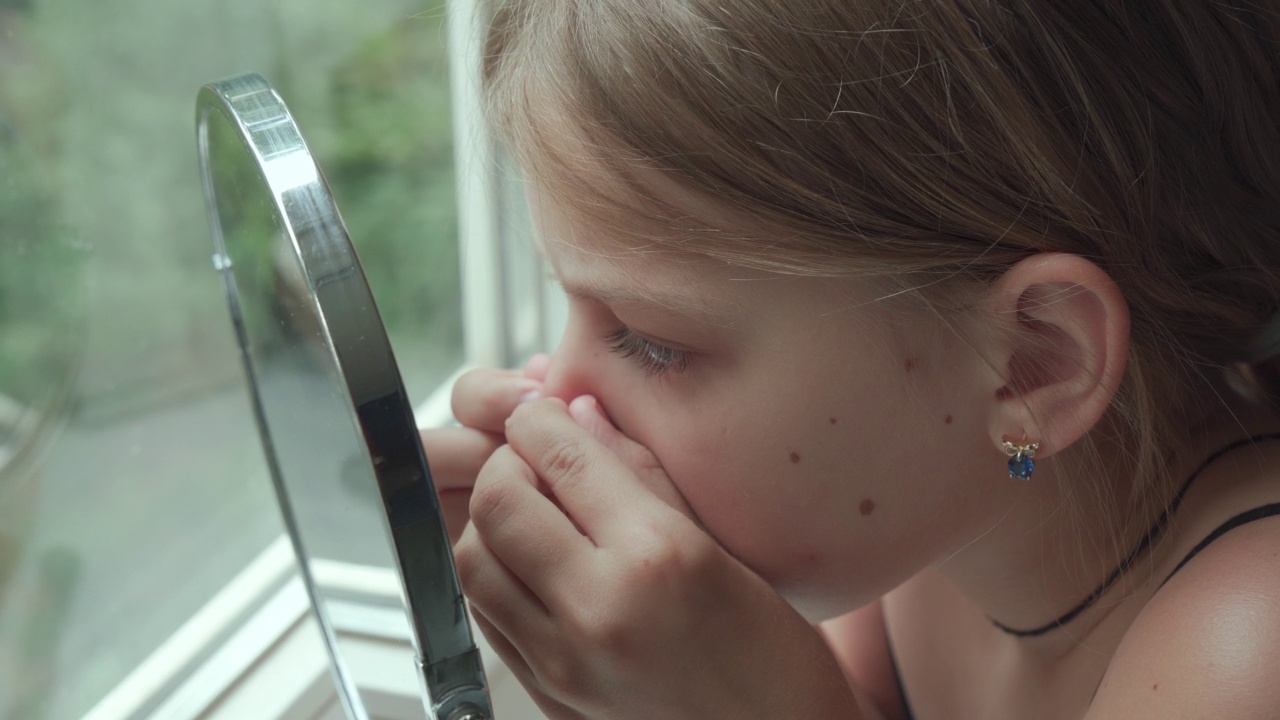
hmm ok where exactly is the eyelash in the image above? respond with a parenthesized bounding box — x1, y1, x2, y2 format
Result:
(604, 327, 692, 377)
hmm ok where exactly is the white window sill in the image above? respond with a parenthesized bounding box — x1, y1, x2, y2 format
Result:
(86, 535, 545, 720)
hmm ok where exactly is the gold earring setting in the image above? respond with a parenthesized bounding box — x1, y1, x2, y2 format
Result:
(1002, 436, 1040, 479)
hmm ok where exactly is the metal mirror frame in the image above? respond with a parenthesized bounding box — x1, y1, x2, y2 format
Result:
(196, 73, 491, 720)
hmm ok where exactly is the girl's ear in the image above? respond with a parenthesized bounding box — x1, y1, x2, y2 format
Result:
(984, 253, 1130, 459)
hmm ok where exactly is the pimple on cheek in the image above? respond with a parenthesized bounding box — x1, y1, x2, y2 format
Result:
(904, 357, 917, 373)
(860, 498, 876, 516)
(790, 451, 802, 464)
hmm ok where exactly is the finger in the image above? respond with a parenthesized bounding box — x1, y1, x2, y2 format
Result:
(470, 444, 593, 597)
(566, 395, 697, 523)
(419, 426, 504, 490)
(470, 606, 534, 678)
(451, 368, 541, 433)
(504, 399, 671, 546)
(455, 520, 551, 627)
(522, 353, 553, 383)
(470, 609, 586, 720)
(470, 605, 524, 669)
(442, 504, 471, 547)
(420, 426, 505, 542)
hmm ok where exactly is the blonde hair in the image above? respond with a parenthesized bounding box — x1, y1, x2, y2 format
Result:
(483, 1, 1280, 536)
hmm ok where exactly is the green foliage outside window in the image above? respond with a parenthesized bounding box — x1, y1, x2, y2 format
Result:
(307, 14, 463, 395)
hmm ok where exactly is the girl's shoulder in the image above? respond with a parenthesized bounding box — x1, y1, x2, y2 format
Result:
(1090, 479, 1280, 718)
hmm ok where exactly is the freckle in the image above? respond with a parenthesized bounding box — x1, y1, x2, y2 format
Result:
(904, 357, 916, 372)
(790, 452, 801, 464)
(860, 498, 876, 516)
(1152, 683, 1159, 691)
(944, 414, 954, 425)
(829, 417, 838, 425)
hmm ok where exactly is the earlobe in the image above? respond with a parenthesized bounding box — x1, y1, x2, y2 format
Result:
(985, 254, 1130, 460)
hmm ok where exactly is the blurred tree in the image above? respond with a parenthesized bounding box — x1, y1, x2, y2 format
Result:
(325, 10, 462, 353)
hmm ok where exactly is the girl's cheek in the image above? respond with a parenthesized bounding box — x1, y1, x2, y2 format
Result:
(642, 415, 729, 496)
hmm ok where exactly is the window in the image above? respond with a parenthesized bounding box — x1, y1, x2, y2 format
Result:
(0, 1, 549, 717)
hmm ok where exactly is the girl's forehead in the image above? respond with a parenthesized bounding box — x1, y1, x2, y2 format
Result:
(515, 104, 777, 258)
(528, 169, 901, 323)
(527, 170, 709, 272)
(536, 219, 741, 324)
(537, 207, 888, 330)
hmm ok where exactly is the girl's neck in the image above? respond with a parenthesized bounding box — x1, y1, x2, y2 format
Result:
(935, 386, 1280, 653)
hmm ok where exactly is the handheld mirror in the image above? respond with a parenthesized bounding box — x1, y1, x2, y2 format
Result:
(195, 73, 492, 720)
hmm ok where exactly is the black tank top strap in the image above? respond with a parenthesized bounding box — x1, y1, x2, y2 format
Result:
(1160, 502, 1280, 588)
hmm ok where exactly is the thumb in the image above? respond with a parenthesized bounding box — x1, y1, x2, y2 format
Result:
(567, 394, 698, 523)
(566, 394, 625, 453)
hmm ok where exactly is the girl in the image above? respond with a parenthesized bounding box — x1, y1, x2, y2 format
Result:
(420, 2, 1280, 718)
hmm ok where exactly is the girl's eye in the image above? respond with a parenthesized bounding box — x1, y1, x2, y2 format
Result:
(603, 327, 692, 377)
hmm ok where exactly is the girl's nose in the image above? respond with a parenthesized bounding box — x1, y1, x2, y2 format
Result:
(538, 322, 598, 403)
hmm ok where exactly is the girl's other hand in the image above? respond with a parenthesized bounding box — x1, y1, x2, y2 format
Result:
(418, 354, 551, 543)
(456, 396, 860, 719)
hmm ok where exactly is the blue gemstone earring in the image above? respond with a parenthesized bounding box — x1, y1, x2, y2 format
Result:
(1002, 436, 1040, 479)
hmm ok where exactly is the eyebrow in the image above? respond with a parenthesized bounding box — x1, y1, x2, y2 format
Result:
(557, 277, 732, 326)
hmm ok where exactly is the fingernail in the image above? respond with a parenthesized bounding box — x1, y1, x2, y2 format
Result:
(517, 376, 542, 404)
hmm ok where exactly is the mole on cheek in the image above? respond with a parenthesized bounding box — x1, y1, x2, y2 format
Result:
(829, 417, 838, 425)
(860, 498, 876, 516)
(944, 414, 954, 425)
(790, 452, 802, 464)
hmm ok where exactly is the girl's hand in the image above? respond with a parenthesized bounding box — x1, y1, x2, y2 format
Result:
(455, 396, 860, 720)
(418, 355, 551, 542)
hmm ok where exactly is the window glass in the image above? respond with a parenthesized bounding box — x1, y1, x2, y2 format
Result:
(497, 157, 553, 365)
(0, 1, 462, 717)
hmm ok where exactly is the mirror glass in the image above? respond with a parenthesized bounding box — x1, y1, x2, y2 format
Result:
(196, 74, 491, 720)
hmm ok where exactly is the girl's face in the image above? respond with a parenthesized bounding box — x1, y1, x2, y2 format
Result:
(532, 195, 1007, 622)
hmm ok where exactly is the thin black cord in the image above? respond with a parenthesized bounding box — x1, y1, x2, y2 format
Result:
(991, 432, 1280, 638)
